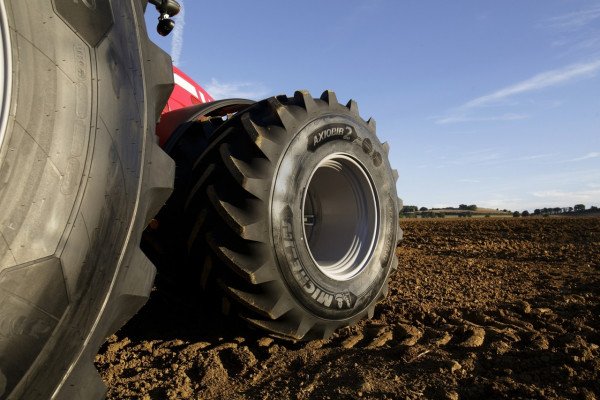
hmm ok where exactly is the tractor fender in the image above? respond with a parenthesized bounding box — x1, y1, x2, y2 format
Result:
(157, 99, 255, 150)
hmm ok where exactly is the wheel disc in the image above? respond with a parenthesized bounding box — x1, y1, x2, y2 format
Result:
(0, 0, 11, 151)
(302, 153, 379, 281)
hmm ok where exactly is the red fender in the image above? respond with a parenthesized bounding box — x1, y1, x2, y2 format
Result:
(157, 66, 213, 147)
(156, 67, 254, 149)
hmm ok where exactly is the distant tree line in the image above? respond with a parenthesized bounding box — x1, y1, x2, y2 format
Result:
(400, 206, 446, 218)
(513, 204, 599, 217)
(400, 204, 479, 218)
(400, 206, 445, 218)
(400, 203, 599, 219)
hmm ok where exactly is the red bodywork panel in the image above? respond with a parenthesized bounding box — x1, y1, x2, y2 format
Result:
(157, 66, 214, 147)
(165, 66, 214, 112)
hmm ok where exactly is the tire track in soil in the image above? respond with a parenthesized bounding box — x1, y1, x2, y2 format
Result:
(96, 217, 600, 399)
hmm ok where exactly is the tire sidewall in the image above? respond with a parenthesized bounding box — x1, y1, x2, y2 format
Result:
(271, 111, 398, 320)
(0, 1, 174, 397)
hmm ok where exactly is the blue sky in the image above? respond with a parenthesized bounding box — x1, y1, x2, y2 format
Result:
(146, 1, 600, 212)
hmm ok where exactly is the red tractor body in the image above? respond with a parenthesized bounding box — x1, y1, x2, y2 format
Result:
(166, 66, 213, 111)
(156, 67, 214, 146)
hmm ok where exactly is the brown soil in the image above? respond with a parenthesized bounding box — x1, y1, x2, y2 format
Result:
(96, 218, 600, 399)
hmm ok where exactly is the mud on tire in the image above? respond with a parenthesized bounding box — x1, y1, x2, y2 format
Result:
(0, 1, 174, 398)
(157, 90, 401, 340)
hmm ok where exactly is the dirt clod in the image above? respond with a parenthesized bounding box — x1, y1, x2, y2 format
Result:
(448, 360, 462, 373)
(396, 323, 423, 346)
(458, 326, 486, 348)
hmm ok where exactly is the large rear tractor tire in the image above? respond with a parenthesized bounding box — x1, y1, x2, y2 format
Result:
(0, 1, 174, 398)
(156, 90, 401, 340)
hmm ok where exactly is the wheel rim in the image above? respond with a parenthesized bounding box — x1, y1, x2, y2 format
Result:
(0, 0, 11, 151)
(302, 153, 379, 281)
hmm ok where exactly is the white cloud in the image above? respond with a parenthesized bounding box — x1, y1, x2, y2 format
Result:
(436, 59, 600, 124)
(204, 79, 269, 100)
(171, 0, 185, 66)
(436, 113, 528, 125)
(516, 153, 555, 161)
(467, 60, 600, 107)
(570, 152, 600, 162)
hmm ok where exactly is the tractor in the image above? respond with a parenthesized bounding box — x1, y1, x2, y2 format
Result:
(0, 0, 401, 398)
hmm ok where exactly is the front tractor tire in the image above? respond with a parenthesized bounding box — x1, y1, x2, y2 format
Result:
(0, 0, 173, 398)
(160, 91, 400, 340)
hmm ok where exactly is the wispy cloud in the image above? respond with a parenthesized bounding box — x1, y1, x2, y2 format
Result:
(171, 0, 185, 66)
(546, 5, 600, 31)
(543, 5, 600, 59)
(462, 61, 600, 108)
(204, 79, 269, 100)
(516, 153, 555, 161)
(570, 152, 600, 162)
(436, 59, 600, 124)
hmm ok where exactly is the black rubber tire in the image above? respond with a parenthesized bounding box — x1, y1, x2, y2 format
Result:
(158, 90, 401, 340)
(0, 1, 174, 398)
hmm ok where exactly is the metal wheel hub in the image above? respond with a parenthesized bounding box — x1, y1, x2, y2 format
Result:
(0, 0, 11, 151)
(302, 153, 379, 281)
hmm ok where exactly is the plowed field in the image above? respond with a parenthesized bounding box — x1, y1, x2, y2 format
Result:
(96, 218, 600, 399)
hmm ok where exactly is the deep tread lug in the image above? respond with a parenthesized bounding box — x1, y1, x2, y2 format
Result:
(381, 282, 389, 298)
(367, 306, 376, 319)
(367, 117, 377, 133)
(143, 142, 176, 225)
(219, 143, 269, 200)
(207, 185, 265, 241)
(206, 236, 275, 284)
(241, 114, 280, 162)
(245, 316, 314, 340)
(186, 208, 208, 251)
(53, 360, 107, 400)
(200, 254, 213, 291)
(296, 317, 315, 339)
(322, 325, 336, 340)
(293, 90, 317, 114)
(397, 226, 404, 244)
(224, 285, 292, 319)
(184, 164, 216, 212)
(346, 99, 360, 117)
(382, 141, 390, 155)
(145, 40, 176, 121)
(267, 97, 297, 130)
(320, 89, 338, 106)
(391, 256, 399, 271)
(219, 143, 262, 180)
(108, 250, 157, 335)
